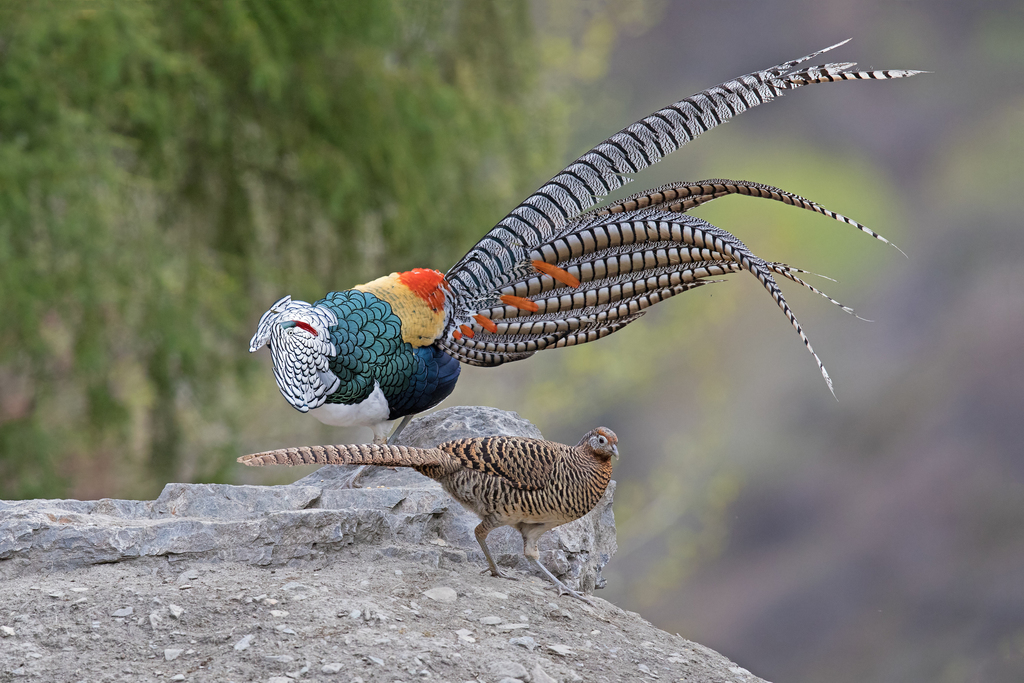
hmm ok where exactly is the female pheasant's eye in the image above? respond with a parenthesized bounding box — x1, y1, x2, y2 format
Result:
(598, 436, 607, 445)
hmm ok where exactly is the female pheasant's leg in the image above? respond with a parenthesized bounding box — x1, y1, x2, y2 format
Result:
(520, 524, 594, 605)
(475, 518, 518, 580)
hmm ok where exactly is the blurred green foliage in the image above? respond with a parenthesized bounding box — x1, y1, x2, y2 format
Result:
(0, 0, 668, 499)
(0, 0, 572, 498)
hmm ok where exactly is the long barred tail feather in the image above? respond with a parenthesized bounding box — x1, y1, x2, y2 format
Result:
(446, 40, 921, 296)
(594, 179, 904, 255)
(445, 210, 837, 392)
(438, 41, 923, 393)
(238, 443, 446, 468)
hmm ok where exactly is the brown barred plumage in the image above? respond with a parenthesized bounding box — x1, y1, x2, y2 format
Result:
(238, 428, 619, 603)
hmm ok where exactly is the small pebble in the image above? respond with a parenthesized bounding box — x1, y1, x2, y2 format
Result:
(233, 634, 254, 651)
(532, 663, 558, 683)
(368, 655, 385, 665)
(497, 623, 529, 632)
(169, 604, 185, 619)
(270, 610, 289, 618)
(164, 648, 183, 661)
(455, 628, 475, 643)
(268, 678, 290, 683)
(264, 654, 293, 663)
(1, 626, 15, 637)
(321, 662, 343, 674)
(111, 607, 134, 618)
(509, 636, 536, 651)
(422, 587, 457, 603)
(548, 643, 574, 656)
(479, 616, 503, 625)
(491, 661, 529, 680)
(170, 675, 185, 681)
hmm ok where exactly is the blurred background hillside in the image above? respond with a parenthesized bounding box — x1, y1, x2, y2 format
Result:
(1, 1, 1021, 682)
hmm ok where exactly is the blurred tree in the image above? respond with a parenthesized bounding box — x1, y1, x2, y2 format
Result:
(0, 0, 570, 498)
(0, 0, 665, 499)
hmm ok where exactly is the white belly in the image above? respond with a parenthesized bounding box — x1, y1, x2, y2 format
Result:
(309, 383, 394, 441)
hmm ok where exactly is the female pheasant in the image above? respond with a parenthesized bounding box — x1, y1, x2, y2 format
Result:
(250, 41, 922, 449)
(238, 427, 619, 603)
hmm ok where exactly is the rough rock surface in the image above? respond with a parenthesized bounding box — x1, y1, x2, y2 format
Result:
(0, 407, 614, 593)
(0, 406, 768, 682)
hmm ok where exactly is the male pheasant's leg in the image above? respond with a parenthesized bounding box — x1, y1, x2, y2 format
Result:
(475, 518, 517, 581)
(388, 414, 416, 444)
(338, 420, 407, 489)
(521, 525, 594, 605)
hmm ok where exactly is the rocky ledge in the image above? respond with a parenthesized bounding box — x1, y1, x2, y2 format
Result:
(0, 407, 615, 594)
(0, 406, 769, 683)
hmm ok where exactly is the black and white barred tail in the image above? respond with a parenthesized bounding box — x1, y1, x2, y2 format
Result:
(438, 41, 923, 394)
(445, 39, 923, 297)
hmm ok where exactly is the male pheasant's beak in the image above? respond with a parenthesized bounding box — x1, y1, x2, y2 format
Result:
(280, 320, 319, 337)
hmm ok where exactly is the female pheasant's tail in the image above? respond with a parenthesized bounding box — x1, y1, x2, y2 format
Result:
(238, 443, 446, 468)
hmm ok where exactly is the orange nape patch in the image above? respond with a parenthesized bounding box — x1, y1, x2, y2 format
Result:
(397, 268, 447, 312)
(499, 294, 539, 313)
(532, 260, 580, 288)
(473, 314, 498, 333)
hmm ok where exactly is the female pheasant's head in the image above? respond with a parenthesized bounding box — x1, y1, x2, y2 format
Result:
(583, 427, 619, 461)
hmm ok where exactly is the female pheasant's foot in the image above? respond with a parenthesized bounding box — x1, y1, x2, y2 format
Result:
(529, 558, 595, 605)
(481, 566, 519, 581)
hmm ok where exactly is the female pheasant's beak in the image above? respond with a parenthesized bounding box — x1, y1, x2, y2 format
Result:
(611, 444, 619, 460)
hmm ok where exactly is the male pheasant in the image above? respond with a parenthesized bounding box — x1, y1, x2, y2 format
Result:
(250, 41, 922, 450)
(238, 427, 619, 603)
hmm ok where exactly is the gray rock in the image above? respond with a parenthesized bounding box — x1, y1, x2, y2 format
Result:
(491, 661, 529, 680)
(532, 663, 558, 683)
(0, 407, 615, 595)
(422, 586, 457, 603)
(509, 636, 536, 651)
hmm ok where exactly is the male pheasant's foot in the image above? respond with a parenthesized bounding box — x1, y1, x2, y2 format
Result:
(338, 464, 371, 489)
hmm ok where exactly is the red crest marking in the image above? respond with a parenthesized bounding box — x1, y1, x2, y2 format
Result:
(292, 321, 318, 337)
(397, 269, 447, 312)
